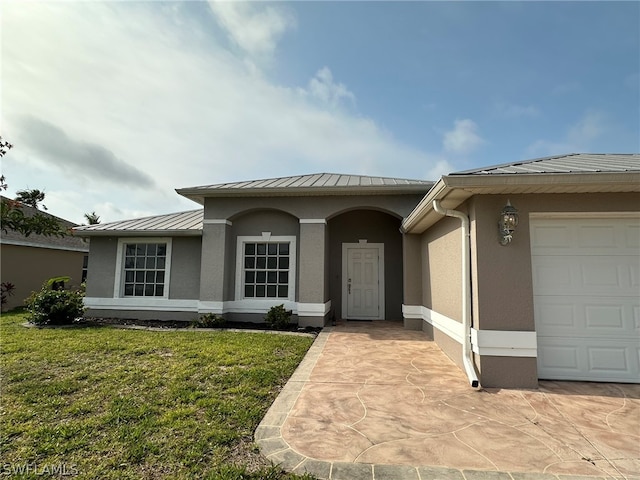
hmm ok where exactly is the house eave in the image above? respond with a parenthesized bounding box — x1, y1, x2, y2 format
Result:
(0, 238, 90, 252)
(176, 184, 432, 205)
(402, 171, 640, 234)
(72, 229, 203, 238)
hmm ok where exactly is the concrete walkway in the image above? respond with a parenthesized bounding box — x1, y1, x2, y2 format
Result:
(256, 321, 640, 480)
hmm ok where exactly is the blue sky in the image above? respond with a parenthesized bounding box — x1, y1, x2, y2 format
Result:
(2, 1, 638, 224)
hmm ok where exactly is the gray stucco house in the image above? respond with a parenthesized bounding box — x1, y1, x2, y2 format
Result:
(76, 154, 640, 388)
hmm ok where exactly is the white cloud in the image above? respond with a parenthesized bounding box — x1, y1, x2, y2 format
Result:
(442, 119, 486, 155)
(527, 111, 607, 156)
(426, 159, 454, 180)
(300, 67, 356, 109)
(566, 111, 605, 145)
(2, 2, 437, 223)
(207, 1, 295, 61)
(495, 103, 540, 119)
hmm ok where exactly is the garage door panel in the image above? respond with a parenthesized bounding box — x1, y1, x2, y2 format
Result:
(577, 224, 617, 249)
(626, 224, 640, 249)
(535, 302, 577, 329)
(531, 219, 639, 255)
(531, 216, 640, 383)
(531, 225, 572, 250)
(532, 256, 637, 295)
(587, 345, 630, 374)
(535, 296, 637, 337)
(538, 342, 580, 372)
(537, 337, 639, 382)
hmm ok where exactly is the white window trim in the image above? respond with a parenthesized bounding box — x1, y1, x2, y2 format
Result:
(235, 234, 297, 305)
(114, 237, 172, 299)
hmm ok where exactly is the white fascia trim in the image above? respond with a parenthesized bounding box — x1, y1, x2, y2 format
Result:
(471, 329, 537, 357)
(203, 219, 233, 225)
(85, 297, 197, 312)
(402, 305, 537, 357)
(299, 218, 327, 224)
(297, 301, 331, 316)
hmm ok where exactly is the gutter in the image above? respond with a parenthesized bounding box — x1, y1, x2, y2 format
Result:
(432, 200, 479, 388)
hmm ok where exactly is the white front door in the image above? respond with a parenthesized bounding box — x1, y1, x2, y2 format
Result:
(342, 243, 384, 319)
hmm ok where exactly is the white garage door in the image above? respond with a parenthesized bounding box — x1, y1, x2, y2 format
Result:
(530, 215, 640, 383)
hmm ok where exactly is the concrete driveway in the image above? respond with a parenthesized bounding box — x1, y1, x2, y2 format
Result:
(256, 321, 640, 480)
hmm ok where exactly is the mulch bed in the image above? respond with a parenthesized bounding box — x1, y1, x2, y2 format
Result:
(83, 317, 322, 334)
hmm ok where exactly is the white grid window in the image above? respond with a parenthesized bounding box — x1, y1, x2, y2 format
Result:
(236, 234, 296, 303)
(243, 242, 290, 298)
(122, 243, 167, 297)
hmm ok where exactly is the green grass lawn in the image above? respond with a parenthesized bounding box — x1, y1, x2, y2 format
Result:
(0, 310, 316, 479)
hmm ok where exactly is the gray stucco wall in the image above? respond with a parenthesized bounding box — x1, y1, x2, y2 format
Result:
(169, 237, 202, 300)
(402, 233, 422, 306)
(227, 210, 300, 302)
(206, 194, 426, 222)
(85, 237, 118, 298)
(420, 215, 463, 322)
(85, 235, 202, 300)
(471, 192, 640, 333)
(328, 210, 404, 320)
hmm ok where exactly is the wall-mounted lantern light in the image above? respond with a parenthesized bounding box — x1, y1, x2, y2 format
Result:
(498, 200, 519, 245)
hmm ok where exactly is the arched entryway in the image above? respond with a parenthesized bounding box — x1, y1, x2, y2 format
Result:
(328, 209, 404, 321)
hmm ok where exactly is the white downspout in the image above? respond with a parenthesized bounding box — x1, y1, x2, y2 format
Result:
(433, 200, 479, 388)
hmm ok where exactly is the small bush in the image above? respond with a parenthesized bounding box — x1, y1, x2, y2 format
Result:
(264, 304, 293, 330)
(25, 278, 85, 325)
(192, 312, 226, 328)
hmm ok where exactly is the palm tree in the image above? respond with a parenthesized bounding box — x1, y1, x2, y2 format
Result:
(15, 189, 47, 210)
(84, 211, 101, 225)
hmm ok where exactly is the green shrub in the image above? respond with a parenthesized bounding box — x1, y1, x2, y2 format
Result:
(192, 312, 226, 328)
(264, 304, 293, 330)
(1, 281, 16, 308)
(25, 278, 85, 325)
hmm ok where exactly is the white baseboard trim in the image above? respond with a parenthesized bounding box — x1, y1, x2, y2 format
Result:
(87, 297, 331, 317)
(402, 304, 464, 344)
(402, 304, 537, 357)
(85, 297, 198, 312)
(471, 329, 537, 357)
(297, 301, 332, 317)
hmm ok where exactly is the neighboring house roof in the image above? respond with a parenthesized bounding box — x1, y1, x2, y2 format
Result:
(74, 209, 203, 237)
(0, 197, 89, 252)
(177, 173, 433, 204)
(403, 153, 640, 234)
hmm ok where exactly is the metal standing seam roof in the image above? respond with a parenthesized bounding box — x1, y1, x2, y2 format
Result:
(402, 153, 640, 234)
(452, 153, 640, 175)
(73, 209, 203, 236)
(177, 173, 433, 194)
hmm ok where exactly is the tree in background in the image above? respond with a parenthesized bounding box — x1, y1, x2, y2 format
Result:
(0, 136, 67, 237)
(15, 189, 47, 210)
(84, 211, 101, 225)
